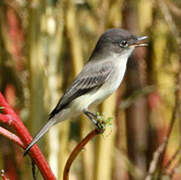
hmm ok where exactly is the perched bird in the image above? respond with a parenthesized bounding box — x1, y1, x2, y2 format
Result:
(24, 28, 148, 155)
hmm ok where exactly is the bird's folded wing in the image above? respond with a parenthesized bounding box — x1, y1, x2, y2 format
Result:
(49, 61, 113, 119)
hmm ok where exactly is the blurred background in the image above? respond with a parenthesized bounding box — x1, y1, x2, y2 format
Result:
(0, 0, 181, 179)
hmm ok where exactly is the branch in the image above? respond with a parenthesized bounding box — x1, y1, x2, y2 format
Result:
(164, 142, 181, 170)
(0, 92, 56, 180)
(63, 123, 105, 180)
(145, 140, 167, 180)
(119, 85, 155, 109)
(0, 126, 24, 148)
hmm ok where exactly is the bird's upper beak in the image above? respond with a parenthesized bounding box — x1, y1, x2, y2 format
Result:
(129, 36, 148, 47)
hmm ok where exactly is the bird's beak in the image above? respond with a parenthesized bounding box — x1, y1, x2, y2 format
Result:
(129, 36, 148, 47)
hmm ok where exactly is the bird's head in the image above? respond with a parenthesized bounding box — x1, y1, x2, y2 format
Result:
(91, 28, 148, 59)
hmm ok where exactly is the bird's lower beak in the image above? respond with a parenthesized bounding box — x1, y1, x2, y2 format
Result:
(129, 36, 148, 47)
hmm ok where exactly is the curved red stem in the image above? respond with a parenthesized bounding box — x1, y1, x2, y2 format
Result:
(0, 92, 56, 180)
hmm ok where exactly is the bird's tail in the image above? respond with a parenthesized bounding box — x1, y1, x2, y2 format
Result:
(24, 119, 56, 156)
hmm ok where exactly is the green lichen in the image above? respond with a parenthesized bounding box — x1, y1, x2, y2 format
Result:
(95, 112, 113, 130)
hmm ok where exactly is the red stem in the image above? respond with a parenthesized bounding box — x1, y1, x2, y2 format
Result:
(63, 128, 104, 180)
(0, 114, 12, 124)
(0, 92, 56, 180)
(0, 126, 24, 148)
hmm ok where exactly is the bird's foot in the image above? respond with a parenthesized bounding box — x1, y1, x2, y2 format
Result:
(83, 110, 112, 130)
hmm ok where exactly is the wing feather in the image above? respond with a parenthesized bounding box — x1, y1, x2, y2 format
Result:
(49, 61, 113, 119)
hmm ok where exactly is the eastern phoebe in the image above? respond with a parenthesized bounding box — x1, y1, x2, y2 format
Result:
(24, 28, 148, 155)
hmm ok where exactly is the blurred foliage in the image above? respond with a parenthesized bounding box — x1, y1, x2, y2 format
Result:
(0, 0, 181, 180)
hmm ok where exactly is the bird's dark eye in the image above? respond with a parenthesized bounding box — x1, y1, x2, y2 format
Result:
(120, 40, 128, 48)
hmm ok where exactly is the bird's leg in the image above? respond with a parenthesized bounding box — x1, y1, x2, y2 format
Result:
(83, 109, 98, 127)
(86, 111, 97, 119)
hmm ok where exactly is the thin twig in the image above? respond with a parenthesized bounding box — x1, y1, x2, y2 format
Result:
(164, 142, 181, 170)
(63, 128, 105, 180)
(169, 156, 181, 178)
(159, 0, 181, 46)
(167, 0, 181, 17)
(120, 85, 155, 109)
(145, 140, 167, 180)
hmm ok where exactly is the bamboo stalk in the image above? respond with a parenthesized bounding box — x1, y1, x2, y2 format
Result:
(138, 0, 153, 33)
